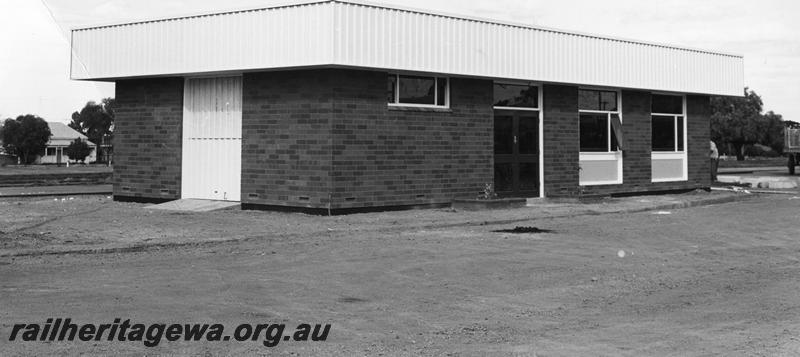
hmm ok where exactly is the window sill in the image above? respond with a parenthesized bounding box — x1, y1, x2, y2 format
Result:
(651, 178, 689, 183)
(652, 152, 687, 159)
(579, 180, 623, 186)
(579, 151, 622, 161)
(388, 105, 452, 113)
(493, 106, 540, 112)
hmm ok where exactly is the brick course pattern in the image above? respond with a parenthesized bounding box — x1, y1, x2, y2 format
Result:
(542, 85, 710, 197)
(576, 92, 710, 196)
(542, 84, 581, 197)
(330, 71, 493, 210)
(113, 71, 710, 209)
(113, 78, 183, 202)
(241, 70, 335, 210)
(241, 69, 493, 212)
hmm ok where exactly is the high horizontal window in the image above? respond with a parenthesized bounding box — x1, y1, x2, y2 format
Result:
(652, 94, 683, 115)
(493, 83, 538, 109)
(651, 95, 685, 152)
(579, 89, 618, 112)
(387, 74, 448, 107)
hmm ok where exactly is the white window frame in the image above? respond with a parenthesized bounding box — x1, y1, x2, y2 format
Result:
(387, 73, 449, 109)
(492, 81, 541, 112)
(579, 88, 623, 186)
(651, 93, 689, 182)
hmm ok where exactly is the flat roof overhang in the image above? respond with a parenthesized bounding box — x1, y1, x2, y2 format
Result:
(70, 0, 744, 97)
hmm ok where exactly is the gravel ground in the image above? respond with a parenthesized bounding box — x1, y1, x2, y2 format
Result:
(0, 190, 748, 256)
(1, 194, 800, 355)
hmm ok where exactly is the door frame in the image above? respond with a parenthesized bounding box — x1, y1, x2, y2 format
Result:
(492, 81, 544, 198)
(493, 110, 541, 197)
(181, 75, 243, 201)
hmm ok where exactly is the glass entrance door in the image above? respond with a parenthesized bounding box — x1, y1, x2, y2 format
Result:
(493, 110, 539, 197)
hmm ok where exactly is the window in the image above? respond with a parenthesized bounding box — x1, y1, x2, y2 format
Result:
(579, 89, 623, 186)
(387, 74, 448, 107)
(493, 83, 538, 109)
(579, 90, 623, 152)
(580, 114, 610, 152)
(651, 94, 687, 182)
(651, 94, 685, 152)
(46, 147, 56, 156)
(652, 94, 683, 115)
(579, 89, 618, 112)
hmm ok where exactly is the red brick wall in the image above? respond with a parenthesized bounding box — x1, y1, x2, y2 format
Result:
(112, 71, 710, 209)
(620, 90, 653, 190)
(240, 70, 335, 211)
(240, 69, 493, 212)
(329, 70, 493, 210)
(685, 95, 712, 188)
(113, 78, 183, 202)
(542, 84, 581, 197)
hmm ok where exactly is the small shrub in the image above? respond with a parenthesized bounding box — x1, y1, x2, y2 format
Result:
(477, 183, 498, 200)
(65, 138, 92, 163)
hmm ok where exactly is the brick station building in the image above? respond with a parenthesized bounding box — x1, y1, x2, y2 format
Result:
(70, 0, 744, 214)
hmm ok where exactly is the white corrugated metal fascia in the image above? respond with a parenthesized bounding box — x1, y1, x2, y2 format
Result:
(335, 0, 743, 58)
(71, 0, 332, 31)
(71, 0, 742, 59)
(71, 1, 337, 81)
(70, 0, 744, 96)
(329, 1, 743, 96)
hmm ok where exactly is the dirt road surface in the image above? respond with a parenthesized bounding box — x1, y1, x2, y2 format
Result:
(2, 195, 800, 356)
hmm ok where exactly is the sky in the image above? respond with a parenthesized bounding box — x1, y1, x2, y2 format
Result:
(1, 0, 798, 123)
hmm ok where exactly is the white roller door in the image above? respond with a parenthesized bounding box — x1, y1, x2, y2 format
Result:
(181, 76, 242, 201)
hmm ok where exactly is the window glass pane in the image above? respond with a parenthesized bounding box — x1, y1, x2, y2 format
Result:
(437, 78, 447, 106)
(579, 90, 617, 111)
(580, 113, 609, 152)
(677, 116, 684, 151)
(579, 90, 599, 110)
(494, 115, 513, 154)
(611, 127, 619, 152)
(600, 91, 618, 111)
(610, 114, 624, 151)
(493, 84, 538, 108)
(387, 75, 396, 103)
(652, 115, 676, 151)
(518, 114, 538, 154)
(398, 75, 435, 105)
(652, 94, 683, 114)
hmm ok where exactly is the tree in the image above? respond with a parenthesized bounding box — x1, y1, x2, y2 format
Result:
(69, 98, 115, 144)
(761, 111, 785, 154)
(711, 88, 764, 160)
(65, 138, 92, 163)
(0, 115, 52, 164)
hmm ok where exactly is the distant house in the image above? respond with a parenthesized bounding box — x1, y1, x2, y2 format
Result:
(36, 122, 96, 164)
(0, 145, 15, 165)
